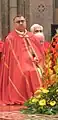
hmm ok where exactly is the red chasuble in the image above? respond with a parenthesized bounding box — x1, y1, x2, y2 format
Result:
(0, 31, 44, 105)
(0, 41, 4, 52)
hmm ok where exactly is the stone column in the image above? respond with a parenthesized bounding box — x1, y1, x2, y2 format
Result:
(17, 0, 25, 16)
(9, 0, 17, 31)
(17, 0, 30, 30)
(1, 0, 9, 39)
(24, 0, 30, 30)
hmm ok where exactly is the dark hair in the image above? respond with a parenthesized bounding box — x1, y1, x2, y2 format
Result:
(13, 14, 25, 22)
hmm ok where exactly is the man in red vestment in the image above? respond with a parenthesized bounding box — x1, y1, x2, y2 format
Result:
(0, 15, 44, 105)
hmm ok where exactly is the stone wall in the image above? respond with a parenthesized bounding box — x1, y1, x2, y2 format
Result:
(29, 0, 53, 40)
(0, 0, 55, 40)
(0, 0, 30, 39)
(9, 0, 17, 31)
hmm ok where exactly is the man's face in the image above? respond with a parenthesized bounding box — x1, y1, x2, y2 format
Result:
(14, 16, 26, 31)
(34, 27, 43, 34)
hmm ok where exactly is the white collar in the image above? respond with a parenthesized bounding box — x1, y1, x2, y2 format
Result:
(15, 29, 28, 36)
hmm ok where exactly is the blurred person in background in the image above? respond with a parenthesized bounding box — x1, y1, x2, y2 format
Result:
(30, 24, 50, 53)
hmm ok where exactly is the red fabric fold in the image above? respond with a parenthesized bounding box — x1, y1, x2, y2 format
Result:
(0, 31, 44, 105)
(0, 41, 4, 52)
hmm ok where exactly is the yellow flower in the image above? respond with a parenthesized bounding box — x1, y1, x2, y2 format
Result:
(48, 68, 53, 75)
(32, 98, 38, 103)
(29, 100, 32, 104)
(56, 89, 58, 92)
(34, 89, 41, 95)
(39, 99, 46, 106)
(54, 65, 58, 73)
(40, 87, 43, 90)
(40, 88, 49, 93)
(36, 95, 41, 99)
(48, 60, 52, 67)
(50, 101, 56, 106)
(50, 74, 56, 80)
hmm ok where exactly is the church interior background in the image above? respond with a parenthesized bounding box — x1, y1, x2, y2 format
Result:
(0, 0, 58, 40)
(0, 0, 58, 119)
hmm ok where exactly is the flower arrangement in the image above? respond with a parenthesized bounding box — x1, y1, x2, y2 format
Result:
(20, 34, 58, 115)
(21, 83, 58, 115)
(42, 34, 58, 88)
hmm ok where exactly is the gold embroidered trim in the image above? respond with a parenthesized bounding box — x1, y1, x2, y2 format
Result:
(23, 37, 43, 86)
(8, 39, 30, 89)
(4, 62, 9, 69)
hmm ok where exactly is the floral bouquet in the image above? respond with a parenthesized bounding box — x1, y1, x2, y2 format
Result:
(42, 34, 58, 88)
(21, 83, 58, 115)
(20, 34, 58, 115)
